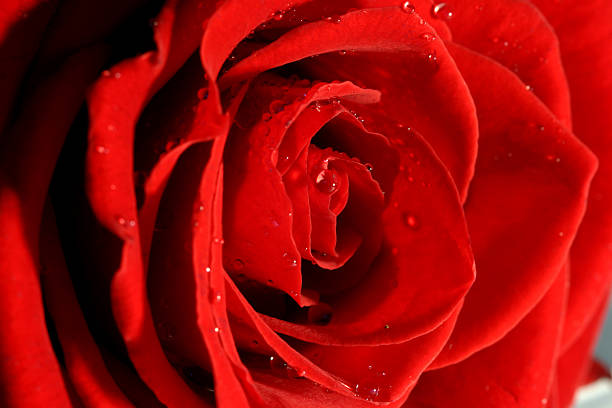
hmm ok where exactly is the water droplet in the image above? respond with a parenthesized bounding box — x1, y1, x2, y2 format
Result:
(384, 324, 390, 329)
(338, 50, 348, 56)
(197, 88, 209, 100)
(210, 290, 222, 303)
(282, 252, 298, 267)
(403, 212, 420, 229)
(102, 70, 111, 77)
(271, 10, 284, 21)
(355, 383, 380, 401)
(114, 72, 122, 79)
(269, 100, 285, 114)
(230, 259, 245, 271)
(158, 322, 176, 341)
(424, 51, 439, 72)
(558, 232, 564, 237)
(401, 1, 416, 13)
(541, 398, 548, 405)
(308, 303, 333, 325)
(214, 327, 220, 333)
(205, 267, 212, 273)
(107, 124, 116, 132)
(95, 145, 109, 154)
(525, 84, 533, 92)
(324, 15, 342, 23)
(545, 154, 560, 163)
(315, 169, 338, 194)
(116, 216, 126, 226)
(431, 3, 453, 20)
(365, 163, 373, 172)
(420, 33, 436, 41)
(213, 237, 225, 244)
(110, 184, 117, 191)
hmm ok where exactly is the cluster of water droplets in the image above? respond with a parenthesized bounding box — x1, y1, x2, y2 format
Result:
(352, 364, 393, 402)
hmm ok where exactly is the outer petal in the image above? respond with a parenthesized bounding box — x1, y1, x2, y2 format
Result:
(431, 43, 597, 368)
(407, 265, 568, 407)
(551, 295, 611, 407)
(529, 0, 612, 353)
(0, 44, 106, 407)
(40, 207, 133, 408)
(443, 0, 572, 127)
(85, 0, 222, 406)
(0, 0, 57, 133)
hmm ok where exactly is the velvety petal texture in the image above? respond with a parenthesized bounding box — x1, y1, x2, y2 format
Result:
(0, 0, 610, 407)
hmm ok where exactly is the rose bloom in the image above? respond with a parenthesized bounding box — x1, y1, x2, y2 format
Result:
(1, 0, 611, 407)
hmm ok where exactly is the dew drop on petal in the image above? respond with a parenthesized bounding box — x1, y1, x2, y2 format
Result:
(271, 10, 284, 21)
(269, 99, 285, 114)
(403, 212, 420, 229)
(401, 1, 415, 13)
(158, 322, 176, 341)
(308, 303, 333, 325)
(315, 169, 338, 194)
(96, 145, 109, 154)
(197, 88, 209, 100)
(424, 51, 440, 72)
(355, 383, 380, 401)
(231, 258, 245, 271)
(210, 291, 222, 303)
(420, 32, 436, 41)
(324, 15, 342, 23)
(431, 2, 453, 20)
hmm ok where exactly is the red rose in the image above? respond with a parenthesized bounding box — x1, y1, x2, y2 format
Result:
(1, 0, 611, 407)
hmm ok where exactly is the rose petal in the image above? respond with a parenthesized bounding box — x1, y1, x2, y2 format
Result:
(444, 0, 572, 127)
(431, 43, 597, 368)
(529, 0, 612, 354)
(263, 120, 474, 346)
(85, 0, 222, 405)
(0, 0, 57, 132)
(407, 264, 567, 407)
(220, 6, 479, 200)
(222, 78, 380, 303)
(201, 0, 312, 80)
(40, 207, 133, 407)
(551, 294, 611, 407)
(0, 43, 106, 407)
(225, 272, 462, 404)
